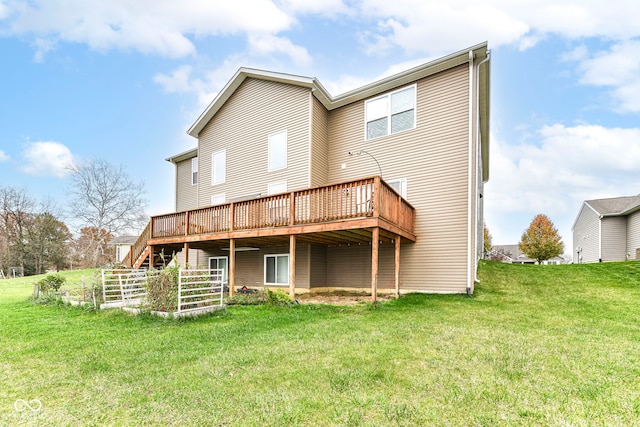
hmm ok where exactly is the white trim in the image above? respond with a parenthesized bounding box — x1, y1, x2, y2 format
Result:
(467, 50, 474, 292)
(268, 129, 287, 172)
(212, 150, 226, 185)
(264, 253, 289, 286)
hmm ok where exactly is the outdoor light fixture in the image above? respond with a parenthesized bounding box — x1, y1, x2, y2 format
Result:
(347, 150, 382, 178)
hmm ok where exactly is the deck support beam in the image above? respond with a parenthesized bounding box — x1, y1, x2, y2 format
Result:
(371, 227, 379, 303)
(229, 238, 236, 297)
(289, 234, 296, 298)
(395, 235, 401, 298)
(148, 245, 154, 269)
(183, 242, 189, 266)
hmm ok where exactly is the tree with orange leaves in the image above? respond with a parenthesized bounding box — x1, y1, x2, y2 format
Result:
(518, 214, 564, 264)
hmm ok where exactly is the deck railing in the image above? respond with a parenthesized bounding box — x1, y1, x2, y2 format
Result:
(125, 222, 151, 268)
(147, 176, 415, 240)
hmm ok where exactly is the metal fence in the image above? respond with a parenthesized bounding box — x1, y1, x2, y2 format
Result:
(101, 269, 148, 308)
(177, 269, 224, 314)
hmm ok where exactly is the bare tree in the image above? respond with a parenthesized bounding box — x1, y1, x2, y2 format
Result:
(68, 159, 147, 267)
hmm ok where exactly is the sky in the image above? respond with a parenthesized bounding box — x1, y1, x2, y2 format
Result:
(1, 0, 639, 257)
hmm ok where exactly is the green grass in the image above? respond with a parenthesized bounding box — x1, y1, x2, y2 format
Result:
(1, 262, 640, 426)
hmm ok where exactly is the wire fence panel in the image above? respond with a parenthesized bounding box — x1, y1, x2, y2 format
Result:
(101, 269, 148, 307)
(177, 269, 225, 314)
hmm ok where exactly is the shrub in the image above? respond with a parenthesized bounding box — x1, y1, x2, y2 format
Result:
(35, 274, 66, 294)
(226, 289, 268, 305)
(266, 288, 294, 305)
(145, 267, 179, 312)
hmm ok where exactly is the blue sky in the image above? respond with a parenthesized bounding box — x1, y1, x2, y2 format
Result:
(1, 0, 639, 256)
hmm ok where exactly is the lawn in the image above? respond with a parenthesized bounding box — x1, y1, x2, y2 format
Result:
(1, 262, 639, 426)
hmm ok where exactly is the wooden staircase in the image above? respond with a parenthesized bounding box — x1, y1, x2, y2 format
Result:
(125, 222, 152, 269)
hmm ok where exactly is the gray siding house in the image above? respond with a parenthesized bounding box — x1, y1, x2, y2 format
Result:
(127, 43, 491, 299)
(572, 195, 640, 263)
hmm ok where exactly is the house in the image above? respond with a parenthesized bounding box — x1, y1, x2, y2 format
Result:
(110, 235, 138, 264)
(490, 244, 567, 265)
(572, 194, 640, 263)
(126, 42, 491, 300)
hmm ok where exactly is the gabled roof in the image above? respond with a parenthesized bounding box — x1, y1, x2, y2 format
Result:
(586, 194, 640, 216)
(185, 42, 490, 180)
(110, 235, 138, 245)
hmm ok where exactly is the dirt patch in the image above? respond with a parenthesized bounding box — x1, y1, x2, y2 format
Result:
(295, 291, 395, 306)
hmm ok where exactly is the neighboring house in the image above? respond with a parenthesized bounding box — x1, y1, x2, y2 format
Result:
(111, 236, 138, 264)
(126, 42, 491, 299)
(572, 194, 640, 263)
(491, 244, 567, 265)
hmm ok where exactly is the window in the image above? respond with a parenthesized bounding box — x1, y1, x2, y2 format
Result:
(264, 254, 289, 285)
(268, 130, 287, 171)
(211, 194, 225, 206)
(268, 182, 288, 224)
(212, 150, 226, 185)
(365, 85, 416, 140)
(209, 256, 228, 282)
(386, 178, 407, 199)
(191, 157, 198, 185)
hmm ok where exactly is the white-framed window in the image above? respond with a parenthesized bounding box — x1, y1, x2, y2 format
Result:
(191, 157, 198, 185)
(386, 178, 407, 199)
(212, 150, 226, 185)
(211, 194, 225, 206)
(209, 256, 228, 282)
(365, 85, 416, 140)
(264, 254, 289, 285)
(268, 181, 287, 195)
(268, 130, 287, 171)
(268, 181, 288, 224)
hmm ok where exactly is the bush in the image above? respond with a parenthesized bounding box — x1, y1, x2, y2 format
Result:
(35, 274, 66, 294)
(145, 267, 179, 312)
(266, 288, 294, 305)
(226, 289, 268, 305)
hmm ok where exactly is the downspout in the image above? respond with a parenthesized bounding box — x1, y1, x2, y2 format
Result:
(474, 50, 491, 286)
(467, 50, 474, 297)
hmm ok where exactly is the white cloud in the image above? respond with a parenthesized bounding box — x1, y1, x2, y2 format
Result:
(280, 0, 350, 16)
(356, 1, 640, 56)
(485, 123, 640, 246)
(21, 141, 75, 177)
(0, 150, 9, 162)
(572, 40, 640, 113)
(2, 0, 295, 59)
(247, 34, 312, 68)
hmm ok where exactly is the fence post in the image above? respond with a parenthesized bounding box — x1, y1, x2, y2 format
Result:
(101, 270, 107, 303)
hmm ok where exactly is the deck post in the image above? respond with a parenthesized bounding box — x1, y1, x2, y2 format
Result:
(289, 234, 296, 298)
(184, 242, 189, 266)
(229, 238, 236, 297)
(395, 235, 401, 298)
(289, 192, 296, 226)
(373, 176, 381, 218)
(229, 202, 235, 231)
(148, 245, 154, 269)
(371, 227, 379, 303)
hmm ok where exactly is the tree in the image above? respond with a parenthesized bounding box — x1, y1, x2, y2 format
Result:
(0, 186, 36, 274)
(518, 214, 564, 264)
(25, 212, 72, 274)
(72, 227, 114, 268)
(483, 223, 493, 255)
(68, 159, 147, 266)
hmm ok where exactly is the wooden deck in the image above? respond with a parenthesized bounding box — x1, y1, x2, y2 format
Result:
(125, 176, 416, 301)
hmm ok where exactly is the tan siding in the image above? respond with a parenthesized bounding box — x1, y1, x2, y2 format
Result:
(176, 157, 198, 211)
(572, 204, 600, 263)
(309, 244, 327, 288)
(326, 244, 398, 290)
(628, 211, 640, 259)
(310, 96, 329, 187)
(198, 78, 310, 205)
(601, 216, 627, 261)
(327, 64, 472, 292)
